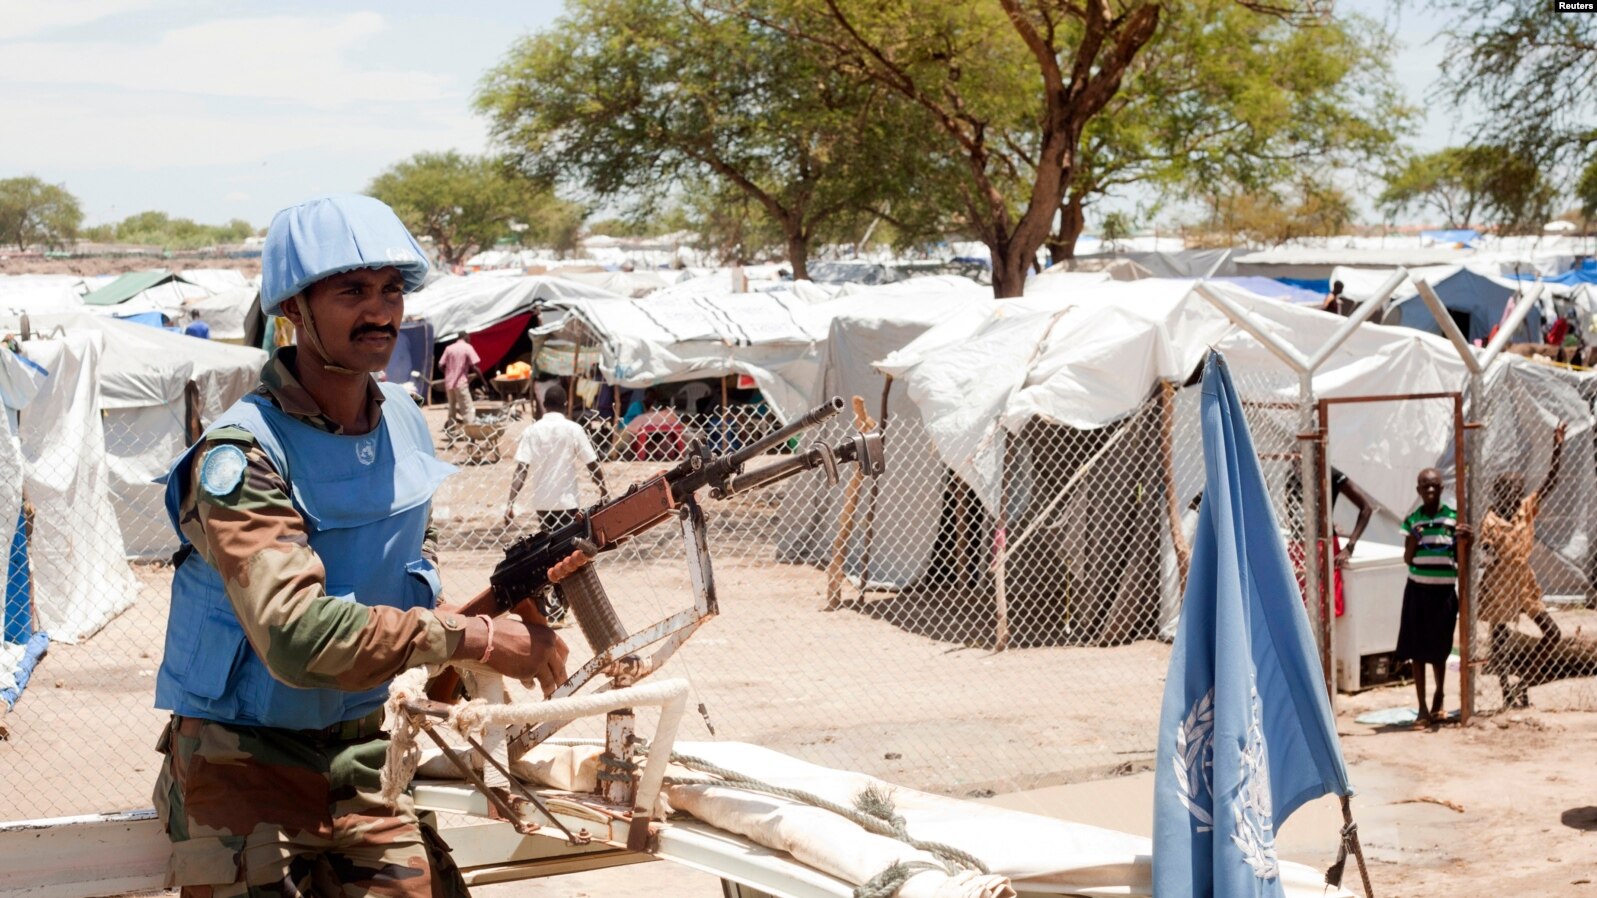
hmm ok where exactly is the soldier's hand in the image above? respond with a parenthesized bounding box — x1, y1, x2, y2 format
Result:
(486, 617, 569, 696)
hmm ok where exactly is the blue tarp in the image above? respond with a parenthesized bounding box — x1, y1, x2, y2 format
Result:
(1212, 277, 1323, 305)
(3, 507, 29, 643)
(1505, 259, 1597, 287)
(4, 504, 43, 711)
(117, 311, 168, 329)
(1274, 276, 1331, 297)
(1421, 229, 1480, 247)
(1, 632, 49, 710)
(1387, 266, 1542, 344)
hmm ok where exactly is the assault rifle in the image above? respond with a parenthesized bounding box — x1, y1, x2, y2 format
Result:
(428, 396, 883, 719)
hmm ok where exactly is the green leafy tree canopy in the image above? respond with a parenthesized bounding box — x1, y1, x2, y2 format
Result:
(367, 150, 585, 266)
(0, 177, 83, 251)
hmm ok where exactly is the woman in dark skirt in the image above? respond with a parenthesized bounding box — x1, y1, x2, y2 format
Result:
(1397, 468, 1468, 729)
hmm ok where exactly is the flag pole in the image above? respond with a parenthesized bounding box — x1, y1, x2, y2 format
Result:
(1328, 794, 1375, 897)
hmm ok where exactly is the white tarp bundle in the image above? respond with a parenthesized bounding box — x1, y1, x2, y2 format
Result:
(662, 742, 1351, 898)
(17, 332, 139, 643)
(403, 273, 621, 340)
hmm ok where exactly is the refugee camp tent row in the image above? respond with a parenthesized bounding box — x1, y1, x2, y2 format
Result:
(775, 277, 1597, 648)
(537, 276, 992, 426)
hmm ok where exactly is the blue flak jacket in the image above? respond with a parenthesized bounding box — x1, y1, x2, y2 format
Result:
(155, 382, 455, 730)
(1153, 352, 1350, 898)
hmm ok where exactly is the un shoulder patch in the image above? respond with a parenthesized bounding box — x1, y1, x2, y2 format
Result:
(199, 444, 249, 498)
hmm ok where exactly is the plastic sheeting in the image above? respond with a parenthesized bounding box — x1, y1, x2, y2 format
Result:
(777, 284, 994, 587)
(19, 333, 139, 644)
(403, 273, 620, 341)
(546, 277, 988, 424)
(863, 281, 1493, 593)
(0, 314, 266, 559)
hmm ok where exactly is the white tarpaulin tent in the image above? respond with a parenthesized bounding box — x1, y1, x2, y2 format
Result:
(184, 286, 258, 342)
(0, 313, 267, 559)
(544, 277, 988, 423)
(1331, 264, 1545, 345)
(403, 274, 621, 340)
(777, 281, 994, 585)
(15, 332, 140, 643)
(848, 278, 1596, 608)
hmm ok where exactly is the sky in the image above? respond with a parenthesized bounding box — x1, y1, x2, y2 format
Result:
(0, 0, 1468, 230)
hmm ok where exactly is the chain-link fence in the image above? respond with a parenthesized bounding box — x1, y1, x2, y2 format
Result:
(4, 317, 1596, 826)
(1465, 362, 1597, 715)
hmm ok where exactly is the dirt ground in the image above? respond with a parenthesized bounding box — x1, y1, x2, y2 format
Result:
(2, 403, 1595, 897)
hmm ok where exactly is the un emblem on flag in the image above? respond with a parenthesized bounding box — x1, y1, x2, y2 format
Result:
(1232, 687, 1280, 880)
(1173, 688, 1215, 832)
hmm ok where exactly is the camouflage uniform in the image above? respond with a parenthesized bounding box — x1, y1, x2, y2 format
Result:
(155, 347, 470, 897)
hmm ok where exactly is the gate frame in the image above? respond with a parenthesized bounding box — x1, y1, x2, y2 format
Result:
(1314, 391, 1473, 723)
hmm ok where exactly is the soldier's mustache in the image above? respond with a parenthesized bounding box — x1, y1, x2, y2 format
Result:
(351, 324, 397, 340)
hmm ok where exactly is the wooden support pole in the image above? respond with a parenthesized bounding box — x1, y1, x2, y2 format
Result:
(823, 397, 877, 610)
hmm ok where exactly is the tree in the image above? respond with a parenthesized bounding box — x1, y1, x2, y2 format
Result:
(1379, 146, 1557, 234)
(1438, 1, 1597, 169)
(0, 177, 83, 250)
(722, 0, 1333, 296)
(367, 151, 585, 266)
(1189, 178, 1353, 248)
(1049, 3, 1409, 261)
(1578, 159, 1597, 222)
(476, 0, 926, 280)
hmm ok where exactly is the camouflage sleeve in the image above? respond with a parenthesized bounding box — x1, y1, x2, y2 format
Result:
(181, 427, 466, 691)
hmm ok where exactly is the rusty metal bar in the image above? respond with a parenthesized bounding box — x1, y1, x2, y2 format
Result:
(1453, 393, 1473, 724)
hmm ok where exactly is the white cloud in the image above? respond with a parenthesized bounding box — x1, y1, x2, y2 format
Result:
(0, 12, 450, 107)
(0, 0, 156, 40)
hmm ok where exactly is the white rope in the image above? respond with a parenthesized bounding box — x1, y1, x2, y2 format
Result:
(380, 667, 432, 806)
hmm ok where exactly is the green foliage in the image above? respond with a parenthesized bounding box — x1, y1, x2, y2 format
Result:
(100, 211, 256, 250)
(367, 151, 586, 265)
(1189, 178, 1355, 247)
(1576, 159, 1597, 222)
(476, 0, 942, 276)
(1378, 146, 1557, 233)
(1098, 210, 1135, 248)
(1062, 4, 1409, 256)
(1438, 0, 1597, 168)
(0, 177, 83, 250)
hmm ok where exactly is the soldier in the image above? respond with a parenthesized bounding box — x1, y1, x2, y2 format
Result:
(151, 194, 571, 897)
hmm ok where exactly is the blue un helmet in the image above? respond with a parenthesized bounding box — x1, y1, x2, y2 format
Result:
(260, 194, 430, 316)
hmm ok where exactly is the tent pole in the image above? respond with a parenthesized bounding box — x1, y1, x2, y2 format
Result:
(568, 341, 579, 416)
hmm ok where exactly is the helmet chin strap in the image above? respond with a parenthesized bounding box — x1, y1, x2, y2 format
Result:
(293, 296, 363, 377)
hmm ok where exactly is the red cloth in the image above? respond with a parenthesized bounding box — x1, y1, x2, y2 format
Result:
(1289, 534, 1345, 618)
(1547, 316, 1569, 346)
(467, 312, 535, 373)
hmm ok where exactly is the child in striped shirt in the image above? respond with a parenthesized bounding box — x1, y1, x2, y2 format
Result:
(1397, 467, 1470, 729)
